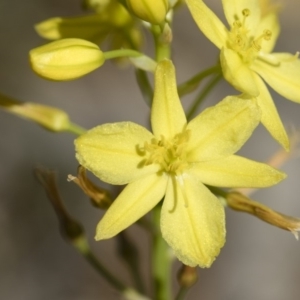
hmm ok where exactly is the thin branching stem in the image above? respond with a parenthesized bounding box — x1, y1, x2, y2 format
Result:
(178, 65, 221, 97)
(187, 73, 222, 121)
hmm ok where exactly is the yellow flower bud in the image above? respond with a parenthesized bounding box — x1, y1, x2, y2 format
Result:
(14, 103, 71, 132)
(126, 0, 169, 24)
(29, 38, 105, 81)
(34, 15, 108, 42)
(0, 93, 71, 132)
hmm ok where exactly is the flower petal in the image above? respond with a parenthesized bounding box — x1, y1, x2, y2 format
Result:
(222, 0, 261, 36)
(185, 0, 228, 49)
(252, 73, 289, 150)
(191, 155, 286, 188)
(75, 122, 159, 185)
(253, 53, 300, 103)
(151, 59, 187, 139)
(187, 96, 260, 161)
(160, 174, 225, 268)
(257, 11, 280, 53)
(96, 173, 168, 240)
(220, 48, 259, 96)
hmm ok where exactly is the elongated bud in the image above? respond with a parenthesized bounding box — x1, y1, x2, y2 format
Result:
(177, 264, 198, 288)
(126, 0, 169, 24)
(29, 38, 105, 81)
(226, 192, 300, 239)
(0, 93, 70, 132)
(34, 15, 107, 42)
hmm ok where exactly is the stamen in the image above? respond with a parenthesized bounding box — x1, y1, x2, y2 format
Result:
(263, 29, 272, 41)
(252, 30, 270, 51)
(228, 9, 273, 64)
(242, 8, 250, 26)
(242, 8, 250, 17)
(137, 130, 190, 174)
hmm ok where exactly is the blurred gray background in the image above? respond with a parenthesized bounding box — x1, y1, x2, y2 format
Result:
(1, 1, 300, 299)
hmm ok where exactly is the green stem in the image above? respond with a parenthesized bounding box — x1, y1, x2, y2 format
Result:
(178, 65, 221, 97)
(35, 168, 146, 300)
(187, 73, 222, 121)
(75, 237, 150, 300)
(175, 287, 189, 300)
(67, 122, 86, 135)
(135, 69, 153, 107)
(117, 232, 146, 294)
(104, 49, 146, 60)
(152, 204, 171, 300)
(151, 25, 171, 61)
(74, 236, 126, 291)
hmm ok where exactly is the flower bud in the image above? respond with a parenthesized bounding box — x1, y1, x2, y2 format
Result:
(29, 38, 105, 81)
(82, 0, 110, 11)
(226, 192, 300, 239)
(34, 15, 108, 42)
(0, 93, 71, 132)
(177, 265, 198, 288)
(126, 0, 169, 24)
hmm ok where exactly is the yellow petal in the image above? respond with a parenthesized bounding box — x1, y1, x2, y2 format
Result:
(191, 155, 286, 188)
(187, 96, 260, 162)
(253, 53, 300, 103)
(96, 173, 168, 240)
(75, 122, 159, 185)
(222, 0, 261, 36)
(151, 59, 187, 139)
(253, 73, 289, 150)
(256, 12, 280, 53)
(185, 0, 227, 49)
(220, 48, 259, 96)
(160, 174, 225, 268)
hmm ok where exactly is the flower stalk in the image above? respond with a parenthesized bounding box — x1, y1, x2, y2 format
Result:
(34, 167, 147, 300)
(187, 73, 222, 120)
(152, 204, 172, 300)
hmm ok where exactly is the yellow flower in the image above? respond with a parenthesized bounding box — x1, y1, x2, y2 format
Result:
(186, 0, 300, 150)
(29, 38, 105, 81)
(75, 59, 285, 267)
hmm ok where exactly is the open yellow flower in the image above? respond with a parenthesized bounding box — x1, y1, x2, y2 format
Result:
(75, 59, 285, 267)
(186, 0, 300, 150)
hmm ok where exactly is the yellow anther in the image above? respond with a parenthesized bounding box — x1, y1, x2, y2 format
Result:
(242, 9, 250, 17)
(263, 29, 272, 41)
(138, 130, 190, 174)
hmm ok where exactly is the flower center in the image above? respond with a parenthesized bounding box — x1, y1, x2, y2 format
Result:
(227, 9, 272, 64)
(138, 130, 190, 175)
